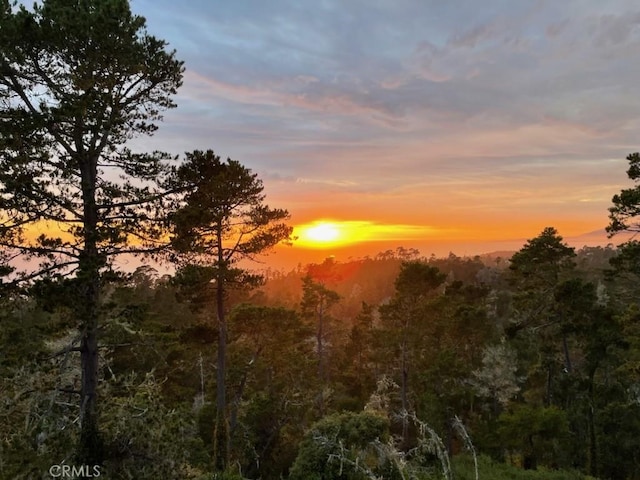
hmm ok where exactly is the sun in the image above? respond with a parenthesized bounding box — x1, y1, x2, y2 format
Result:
(292, 219, 439, 249)
(296, 221, 345, 248)
(306, 223, 340, 242)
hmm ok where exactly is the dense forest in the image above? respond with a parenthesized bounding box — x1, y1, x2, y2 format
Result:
(2, 1, 640, 479)
(4, 232, 640, 479)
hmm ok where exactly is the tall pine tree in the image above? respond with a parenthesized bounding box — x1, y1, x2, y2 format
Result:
(0, 0, 183, 463)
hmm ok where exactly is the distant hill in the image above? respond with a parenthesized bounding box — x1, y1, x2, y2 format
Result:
(566, 228, 633, 247)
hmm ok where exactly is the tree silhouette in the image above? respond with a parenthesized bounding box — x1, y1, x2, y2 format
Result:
(0, 0, 183, 463)
(167, 150, 292, 471)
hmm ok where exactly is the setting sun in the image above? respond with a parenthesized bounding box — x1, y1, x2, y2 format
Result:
(296, 221, 345, 248)
(293, 220, 441, 249)
(304, 222, 341, 242)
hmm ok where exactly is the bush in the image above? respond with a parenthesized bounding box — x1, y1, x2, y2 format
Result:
(288, 411, 399, 480)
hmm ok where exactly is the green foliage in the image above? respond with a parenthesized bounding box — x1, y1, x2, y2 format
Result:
(596, 401, 640, 479)
(0, 360, 78, 479)
(608, 152, 640, 235)
(172, 264, 219, 312)
(227, 304, 315, 477)
(498, 404, 570, 469)
(4, 237, 640, 479)
(452, 454, 596, 480)
(168, 150, 292, 267)
(300, 275, 341, 414)
(606, 152, 640, 306)
(470, 341, 520, 410)
(0, 298, 52, 367)
(0, 0, 184, 270)
(100, 373, 211, 479)
(376, 259, 494, 449)
(509, 227, 576, 289)
(394, 261, 447, 298)
(288, 411, 395, 480)
(300, 275, 341, 317)
(609, 240, 640, 277)
(339, 302, 379, 409)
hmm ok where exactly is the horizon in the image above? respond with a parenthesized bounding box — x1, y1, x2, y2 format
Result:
(254, 226, 630, 272)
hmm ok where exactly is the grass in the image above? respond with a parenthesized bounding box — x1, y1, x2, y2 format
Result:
(450, 454, 598, 480)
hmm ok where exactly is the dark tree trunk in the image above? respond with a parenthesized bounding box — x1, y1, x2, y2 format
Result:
(545, 363, 552, 407)
(77, 155, 103, 465)
(524, 435, 537, 470)
(562, 334, 573, 374)
(523, 454, 537, 470)
(317, 302, 325, 416)
(587, 367, 598, 477)
(401, 320, 409, 448)
(213, 227, 229, 471)
(78, 283, 101, 465)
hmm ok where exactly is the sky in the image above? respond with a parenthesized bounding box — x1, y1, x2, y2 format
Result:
(127, 0, 640, 266)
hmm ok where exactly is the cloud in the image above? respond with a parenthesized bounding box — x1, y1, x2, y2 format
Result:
(127, 0, 640, 241)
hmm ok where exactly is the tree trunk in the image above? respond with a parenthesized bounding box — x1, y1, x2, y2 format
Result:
(524, 434, 537, 470)
(78, 277, 101, 465)
(545, 363, 552, 407)
(77, 155, 103, 465)
(587, 367, 598, 477)
(317, 302, 325, 416)
(562, 335, 572, 374)
(213, 226, 229, 471)
(401, 320, 409, 447)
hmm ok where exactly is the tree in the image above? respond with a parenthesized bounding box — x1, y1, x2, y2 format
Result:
(340, 302, 378, 408)
(498, 404, 570, 470)
(227, 304, 309, 436)
(475, 342, 519, 397)
(226, 304, 314, 478)
(509, 227, 576, 290)
(167, 150, 292, 471)
(0, 0, 183, 464)
(378, 261, 446, 446)
(606, 153, 640, 303)
(607, 152, 640, 236)
(300, 274, 340, 416)
(507, 228, 576, 407)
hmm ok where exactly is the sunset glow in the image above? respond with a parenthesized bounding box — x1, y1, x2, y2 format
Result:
(293, 220, 442, 249)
